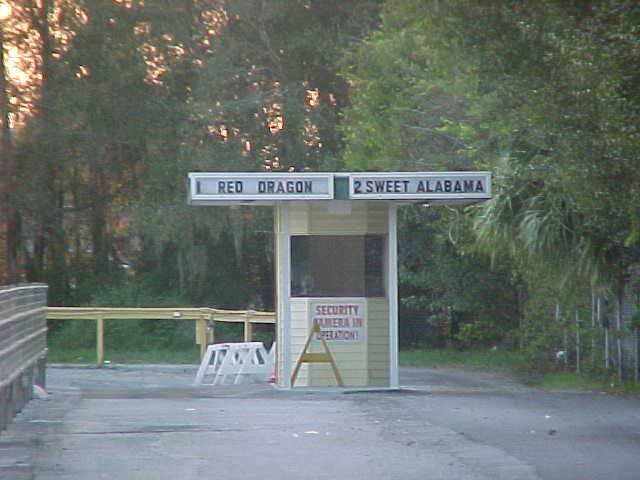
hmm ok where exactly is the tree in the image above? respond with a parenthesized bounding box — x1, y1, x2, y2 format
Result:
(0, 2, 15, 282)
(0, 0, 48, 283)
(130, 0, 383, 307)
(339, 0, 640, 357)
(399, 205, 519, 348)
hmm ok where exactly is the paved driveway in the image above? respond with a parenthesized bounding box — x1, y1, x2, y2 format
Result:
(371, 367, 640, 480)
(1, 365, 639, 480)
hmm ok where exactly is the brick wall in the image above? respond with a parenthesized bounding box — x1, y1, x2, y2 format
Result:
(0, 284, 48, 431)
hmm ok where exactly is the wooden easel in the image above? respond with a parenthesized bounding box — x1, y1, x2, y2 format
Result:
(291, 324, 345, 387)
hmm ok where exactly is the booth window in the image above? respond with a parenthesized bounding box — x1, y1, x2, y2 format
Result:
(291, 235, 385, 297)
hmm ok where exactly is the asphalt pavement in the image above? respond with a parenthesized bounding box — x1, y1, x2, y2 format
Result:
(1, 365, 639, 480)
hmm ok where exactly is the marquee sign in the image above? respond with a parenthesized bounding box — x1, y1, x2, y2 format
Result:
(349, 172, 491, 201)
(188, 171, 491, 204)
(189, 172, 334, 204)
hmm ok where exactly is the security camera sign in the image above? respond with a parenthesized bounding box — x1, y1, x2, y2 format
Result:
(310, 301, 365, 343)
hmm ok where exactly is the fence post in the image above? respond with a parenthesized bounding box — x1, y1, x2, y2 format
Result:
(244, 312, 253, 342)
(96, 316, 105, 367)
(591, 291, 596, 366)
(575, 311, 581, 373)
(196, 318, 206, 358)
(196, 315, 216, 359)
(635, 327, 639, 384)
(616, 294, 623, 382)
(207, 319, 215, 345)
(602, 297, 610, 370)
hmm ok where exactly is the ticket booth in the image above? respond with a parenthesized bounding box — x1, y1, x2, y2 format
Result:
(189, 171, 491, 389)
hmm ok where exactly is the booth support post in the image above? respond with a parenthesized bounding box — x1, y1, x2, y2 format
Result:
(275, 203, 293, 389)
(388, 203, 399, 389)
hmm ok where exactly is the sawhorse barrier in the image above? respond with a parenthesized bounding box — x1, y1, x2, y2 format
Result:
(291, 324, 344, 387)
(193, 342, 275, 386)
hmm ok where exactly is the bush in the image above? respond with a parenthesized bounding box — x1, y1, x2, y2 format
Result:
(455, 320, 508, 348)
(49, 281, 195, 354)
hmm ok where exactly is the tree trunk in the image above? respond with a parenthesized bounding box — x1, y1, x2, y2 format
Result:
(0, 21, 17, 283)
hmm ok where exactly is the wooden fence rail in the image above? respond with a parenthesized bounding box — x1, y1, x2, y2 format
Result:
(46, 307, 276, 367)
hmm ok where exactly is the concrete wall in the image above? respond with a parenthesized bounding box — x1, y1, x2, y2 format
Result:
(0, 284, 48, 432)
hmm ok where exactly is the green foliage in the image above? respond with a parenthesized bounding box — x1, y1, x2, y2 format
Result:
(343, 0, 640, 288)
(455, 321, 504, 349)
(340, 2, 473, 171)
(10, 1, 383, 308)
(630, 309, 640, 332)
(341, 0, 640, 371)
(344, 0, 640, 263)
(48, 280, 195, 357)
(127, 0, 382, 310)
(398, 205, 519, 348)
(88, 281, 190, 308)
(48, 317, 195, 353)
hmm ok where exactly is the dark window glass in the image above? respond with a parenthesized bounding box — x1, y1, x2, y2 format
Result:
(291, 235, 385, 297)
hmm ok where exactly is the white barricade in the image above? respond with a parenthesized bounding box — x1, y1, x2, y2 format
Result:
(193, 342, 275, 386)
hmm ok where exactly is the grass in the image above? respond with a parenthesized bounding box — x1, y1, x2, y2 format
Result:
(47, 346, 201, 364)
(536, 372, 604, 390)
(400, 347, 640, 396)
(400, 347, 524, 374)
(538, 371, 640, 395)
(46, 318, 204, 365)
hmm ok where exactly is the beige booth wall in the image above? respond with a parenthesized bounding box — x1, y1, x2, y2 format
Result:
(276, 201, 391, 387)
